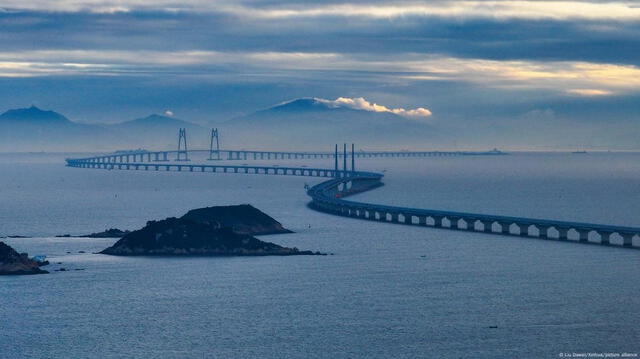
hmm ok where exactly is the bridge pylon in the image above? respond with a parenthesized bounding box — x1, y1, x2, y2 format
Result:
(343, 143, 347, 178)
(176, 128, 190, 161)
(351, 143, 355, 172)
(334, 144, 339, 178)
(208, 128, 221, 160)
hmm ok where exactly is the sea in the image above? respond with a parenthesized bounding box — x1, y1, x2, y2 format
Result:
(1, 152, 639, 359)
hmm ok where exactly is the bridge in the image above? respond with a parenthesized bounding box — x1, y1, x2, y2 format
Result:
(65, 129, 639, 249)
(307, 173, 640, 249)
(66, 150, 639, 250)
(78, 128, 504, 162)
(72, 148, 502, 164)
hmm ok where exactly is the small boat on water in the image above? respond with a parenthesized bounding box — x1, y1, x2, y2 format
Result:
(572, 150, 587, 154)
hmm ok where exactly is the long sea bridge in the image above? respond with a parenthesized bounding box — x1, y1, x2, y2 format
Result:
(66, 131, 639, 249)
(73, 148, 498, 163)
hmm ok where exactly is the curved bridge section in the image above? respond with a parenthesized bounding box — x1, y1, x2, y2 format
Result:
(307, 175, 640, 248)
(66, 154, 640, 249)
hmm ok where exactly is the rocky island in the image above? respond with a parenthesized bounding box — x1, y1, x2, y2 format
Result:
(56, 228, 130, 238)
(100, 217, 319, 256)
(181, 204, 293, 235)
(0, 241, 49, 275)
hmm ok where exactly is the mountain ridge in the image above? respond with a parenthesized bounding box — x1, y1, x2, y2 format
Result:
(222, 97, 438, 148)
(0, 105, 73, 125)
(0, 106, 205, 151)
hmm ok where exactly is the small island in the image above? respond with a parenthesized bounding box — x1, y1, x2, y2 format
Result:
(100, 217, 320, 256)
(56, 228, 130, 238)
(0, 241, 49, 275)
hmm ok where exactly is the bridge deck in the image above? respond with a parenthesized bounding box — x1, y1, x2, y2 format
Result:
(72, 148, 505, 163)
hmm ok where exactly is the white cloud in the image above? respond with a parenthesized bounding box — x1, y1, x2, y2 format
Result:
(566, 89, 614, 96)
(1, 50, 640, 96)
(233, 1, 640, 21)
(2, 1, 640, 21)
(316, 97, 432, 121)
(2, 0, 640, 20)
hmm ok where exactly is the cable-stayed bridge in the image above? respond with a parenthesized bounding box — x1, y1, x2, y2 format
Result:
(65, 129, 639, 249)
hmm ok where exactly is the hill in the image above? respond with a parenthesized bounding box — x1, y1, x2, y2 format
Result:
(0, 107, 206, 152)
(0, 105, 73, 125)
(221, 98, 440, 149)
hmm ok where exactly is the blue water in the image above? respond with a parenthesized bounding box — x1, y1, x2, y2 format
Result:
(1, 152, 639, 358)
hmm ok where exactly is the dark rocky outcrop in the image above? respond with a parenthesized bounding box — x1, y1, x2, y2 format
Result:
(56, 228, 130, 238)
(100, 217, 319, 256)
(0, 241, 48, 275)
(181, 204, 293, 235)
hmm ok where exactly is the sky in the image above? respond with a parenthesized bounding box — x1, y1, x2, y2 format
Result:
(1, 0, 639, 149)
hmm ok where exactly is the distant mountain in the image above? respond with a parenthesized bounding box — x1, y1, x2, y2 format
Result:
(221, 98, 440, 149)
(242, 98, 410, 124)
(114, 114, 201, 130)
(0, 100, 443, 152)
(0, 105, 73, 126)
(0, 107, 207, 152)
(111, 114, 206, 149)
(0, 106, 104, 151)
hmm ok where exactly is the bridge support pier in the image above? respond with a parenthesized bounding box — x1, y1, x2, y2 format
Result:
(538, 226, 549, 239)
(518, 224, 530, 237)
(599, 231, 611, 245)
(499, 222, 511, 235)
(578, 230, 589, 243)
(557, 228, 569, 241)
(482, 221, 493, 233)
(466, 219, 476, 231)
(622, 233, 634, 247)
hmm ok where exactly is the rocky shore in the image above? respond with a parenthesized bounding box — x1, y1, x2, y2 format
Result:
(100, 217, 320, 256)
(0, 241, 48, 275)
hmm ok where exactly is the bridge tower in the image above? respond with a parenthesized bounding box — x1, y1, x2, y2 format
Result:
(343, 143, 347, 177)
(176, 128, 190, 161)
(334, 144, 339, 178)
(208, 128, 221, 160)
(351, 143, 355, 172)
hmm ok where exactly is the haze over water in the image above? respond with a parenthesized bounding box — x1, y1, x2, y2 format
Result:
(1, 152, 639, 358)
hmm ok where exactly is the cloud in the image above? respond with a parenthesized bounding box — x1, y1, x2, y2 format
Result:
(2, 49, 640, 97)
(3, 1, 640, 21)
(566, 89, 613, 96)
(400, 58, 640, 94)
(2, 50, 640, 97)
(317, 97, 432, 120)
(164, 110, 174, 116)
(230, 1, 640, 21)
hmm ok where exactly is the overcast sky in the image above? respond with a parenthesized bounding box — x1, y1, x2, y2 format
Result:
(1, 1, 639, 149)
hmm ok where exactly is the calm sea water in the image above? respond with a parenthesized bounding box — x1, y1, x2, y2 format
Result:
(1, 152, 639, 359)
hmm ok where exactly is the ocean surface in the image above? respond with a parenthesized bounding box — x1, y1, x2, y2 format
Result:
(1, 152, 639, 358)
